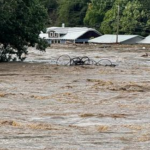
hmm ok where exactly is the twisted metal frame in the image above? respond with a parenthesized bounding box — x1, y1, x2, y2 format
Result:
(56, 55, 116, 67)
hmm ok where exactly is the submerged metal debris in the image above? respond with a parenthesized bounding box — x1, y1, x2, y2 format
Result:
(56, 55, 116, 67)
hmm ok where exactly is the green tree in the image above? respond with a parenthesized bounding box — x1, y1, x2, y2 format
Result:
(100, 0, 150, 35)
(84, 0, 115, 29)
(43, 0, 59, 25)
(0, 0, 48, 62)
(57, 0, 90, 27)
(100, 0, 129, 34)
(120, 0, 150, 36)
(141, 0, 150, 10)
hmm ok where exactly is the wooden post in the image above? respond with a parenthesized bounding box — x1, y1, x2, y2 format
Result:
(116, 5, 120, 44)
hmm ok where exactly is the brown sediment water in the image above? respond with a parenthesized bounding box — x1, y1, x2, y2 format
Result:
(0, 45, 150, 150)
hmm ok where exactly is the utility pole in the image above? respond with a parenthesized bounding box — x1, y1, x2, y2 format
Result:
(116, 5, 120, 44)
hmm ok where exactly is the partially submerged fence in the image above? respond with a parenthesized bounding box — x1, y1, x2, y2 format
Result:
(56, 55, 116, 67)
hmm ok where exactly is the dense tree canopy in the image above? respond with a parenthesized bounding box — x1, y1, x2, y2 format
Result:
(84, 0, 150, 35)
(84, 0, 115, 29)
(57, 0, 90, 27)
(100, 0, 150, 35)
(45, 0, 150, 36)
(43, 0, 59, 25)
(0, 0, 48, 62)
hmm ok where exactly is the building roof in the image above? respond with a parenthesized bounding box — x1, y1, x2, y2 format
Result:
(46, 27, 101, 40)
(138, 35, 150, 44)
(89, 34, 143, 44)
(39, 32, 49, 39)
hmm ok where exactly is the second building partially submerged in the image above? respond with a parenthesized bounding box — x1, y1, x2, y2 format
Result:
(89, 34, 144, 44)
(137, 35, 150, 44)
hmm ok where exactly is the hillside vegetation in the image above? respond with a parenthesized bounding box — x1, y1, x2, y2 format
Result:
(0, 0, 150, 62)
(45, 0, 150, 36)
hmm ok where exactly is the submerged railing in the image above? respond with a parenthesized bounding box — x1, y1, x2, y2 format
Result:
(56, 55, 116, 67)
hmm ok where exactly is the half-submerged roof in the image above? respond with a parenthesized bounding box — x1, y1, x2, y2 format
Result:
(89, 34, 143, 44)
(138, 35, 150, 44)
(46, 27, 101, 40)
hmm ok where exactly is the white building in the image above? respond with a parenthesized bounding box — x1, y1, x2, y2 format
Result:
(89, 34, 144, 44)
(40, 27, 101, 44)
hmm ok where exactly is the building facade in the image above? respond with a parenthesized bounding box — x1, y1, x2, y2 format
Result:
(40, 27, 101, 44)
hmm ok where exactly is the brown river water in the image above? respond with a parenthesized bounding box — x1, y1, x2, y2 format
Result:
(0, 45, 150, 150)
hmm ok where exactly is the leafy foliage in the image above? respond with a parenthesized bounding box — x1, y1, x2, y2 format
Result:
(100, 0, 150, 35)
(0, 0, 48, 62)
(57, 0, 90, 27)
(120, 0, 149, 35)
(84, 0, 150, 35)
(84, 0, 115, 29)
(43, 0, 59, 25)
(1, 0, 150, 62)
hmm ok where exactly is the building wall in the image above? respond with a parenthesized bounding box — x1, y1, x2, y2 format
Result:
(46, 39, 61, 44)
(48, 31, 60, 38)
(46, 30, 100, 44)
(60, 40, 67, 44)
(78, 31, 100, 39)
(46, 39, 51, 44)
(49, 39, 89, 44)
(75, 39, 88, 43)
(122, 37, 144, 44)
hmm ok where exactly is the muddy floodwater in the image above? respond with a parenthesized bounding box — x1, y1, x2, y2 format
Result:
(0, 45, 150, 150)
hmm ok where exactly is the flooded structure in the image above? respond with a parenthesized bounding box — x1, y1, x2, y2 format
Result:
(138, 35, 150, 44)
(89, 34, 144, 44)
(40, 27, 101, 44)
